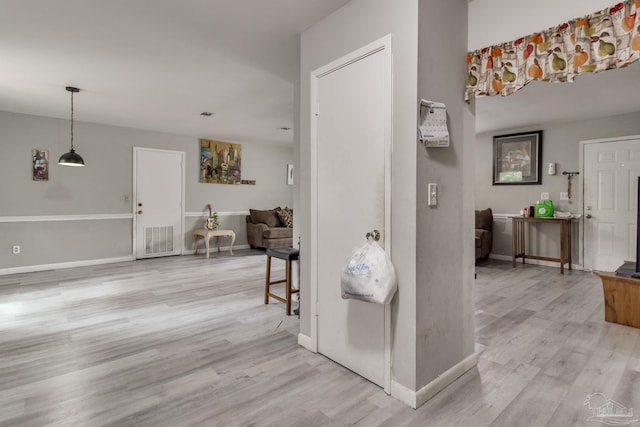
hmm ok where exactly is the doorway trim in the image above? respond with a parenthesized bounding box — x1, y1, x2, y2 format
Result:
(309, 34, 393, 393)
(132, 147, 186, 259)
(579, 134, 640, 271)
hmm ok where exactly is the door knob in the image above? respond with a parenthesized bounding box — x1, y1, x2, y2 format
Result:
(586, 214, 592, 219)
(138, 210, 143, 215)
(138, 203, 143, 207)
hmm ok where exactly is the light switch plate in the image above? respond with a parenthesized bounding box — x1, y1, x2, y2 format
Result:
(428, 183, 437, 207)
(541, 192, 550, 200)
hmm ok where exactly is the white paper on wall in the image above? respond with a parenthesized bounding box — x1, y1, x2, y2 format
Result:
(418, 99, 449, 147)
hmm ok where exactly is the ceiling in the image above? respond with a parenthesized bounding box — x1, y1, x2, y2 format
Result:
(1, 0, 638, 145)
(475, 61, 640, 134)
(0, 0, 350, 146)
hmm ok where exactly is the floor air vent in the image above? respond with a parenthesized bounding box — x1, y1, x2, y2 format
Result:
(144, 226, 174, 255)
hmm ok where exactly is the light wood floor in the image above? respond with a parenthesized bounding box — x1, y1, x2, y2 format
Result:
(1, 252, 638, 426)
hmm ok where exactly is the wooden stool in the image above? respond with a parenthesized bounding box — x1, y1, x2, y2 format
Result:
(265, 247, 299, 315)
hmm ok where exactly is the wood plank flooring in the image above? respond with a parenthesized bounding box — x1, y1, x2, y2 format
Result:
(1, 253, 638, 426)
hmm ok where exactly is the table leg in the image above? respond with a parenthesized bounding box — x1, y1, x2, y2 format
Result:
(568, 221, 572, 270)
(512, 220, 517, 267)
(193, 234, 199, 256)
(229, 231, 235, 256)
(205, 234, 210, 259)
(521, 221, 526, 265)
(216, 236, 221, 253)
(560, 221, 565, 274)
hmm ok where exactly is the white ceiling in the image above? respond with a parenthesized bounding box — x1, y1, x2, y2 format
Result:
(0, 0, 350, 146)
(1, 0, 638, 145)
(475, 60, 640, 135)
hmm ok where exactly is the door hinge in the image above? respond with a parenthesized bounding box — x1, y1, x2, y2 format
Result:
(315, 103, 320, 117)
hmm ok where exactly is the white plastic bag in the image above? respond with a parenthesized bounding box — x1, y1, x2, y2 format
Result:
(340, 239, 397, 304)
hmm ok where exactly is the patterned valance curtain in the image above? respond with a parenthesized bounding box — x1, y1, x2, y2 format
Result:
(465, 0, 640, 101)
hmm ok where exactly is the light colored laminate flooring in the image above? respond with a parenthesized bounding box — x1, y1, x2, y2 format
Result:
(1, 252, 638, 427)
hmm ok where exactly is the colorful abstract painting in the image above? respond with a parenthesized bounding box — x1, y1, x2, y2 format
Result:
(199, 139, 242, 184)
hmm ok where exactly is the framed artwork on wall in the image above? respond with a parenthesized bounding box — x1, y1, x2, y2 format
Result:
(32, 149, 49, 181)
(493, 131, 542, 185)
(199, 139, 242, 184)
(287, 163, 294, 185)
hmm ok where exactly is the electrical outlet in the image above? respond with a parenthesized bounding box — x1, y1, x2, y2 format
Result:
(12, 245, 20, 254)
(124, 194, 130, 203)
(560, 192, 569, 200)
(540, 192, 550, 200)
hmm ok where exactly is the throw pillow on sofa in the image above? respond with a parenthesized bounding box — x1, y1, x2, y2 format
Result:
(249, 209, 281, 228)
(276, 207, 293, 228)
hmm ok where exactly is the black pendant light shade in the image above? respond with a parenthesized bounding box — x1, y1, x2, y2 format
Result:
(58, 148, 85, 166)
(58, 86, 85, 167)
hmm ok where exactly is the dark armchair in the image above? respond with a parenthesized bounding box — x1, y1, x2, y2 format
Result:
(475, 208, 493, 260)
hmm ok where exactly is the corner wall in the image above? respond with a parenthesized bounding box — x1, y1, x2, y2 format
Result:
(416, 0, 476, 394)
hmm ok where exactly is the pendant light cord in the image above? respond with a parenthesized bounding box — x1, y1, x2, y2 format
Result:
(70, 90, 75, 151)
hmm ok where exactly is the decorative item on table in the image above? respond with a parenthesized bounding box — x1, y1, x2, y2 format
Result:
(554, 211, 573, 218)
(534, 200, 554, 218)
(205, 203, 219, 230)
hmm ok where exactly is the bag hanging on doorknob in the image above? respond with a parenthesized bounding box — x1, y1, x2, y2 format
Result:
(340, 231, 397, 304)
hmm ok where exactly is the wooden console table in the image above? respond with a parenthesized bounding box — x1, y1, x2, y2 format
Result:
(193, 229, 236, 258)
(598, 272, 640, 329)
(511, 217, 572, 274)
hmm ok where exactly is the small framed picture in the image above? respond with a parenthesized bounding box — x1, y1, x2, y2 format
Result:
(287, 163, 294, 185)
(32, 149, 49, 181)
(493, 131, 542, 185)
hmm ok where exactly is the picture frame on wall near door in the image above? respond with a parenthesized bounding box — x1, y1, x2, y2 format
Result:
(492, 130, 542, 185)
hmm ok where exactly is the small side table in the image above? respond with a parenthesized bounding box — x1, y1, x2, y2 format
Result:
(193, 229, 236, 258)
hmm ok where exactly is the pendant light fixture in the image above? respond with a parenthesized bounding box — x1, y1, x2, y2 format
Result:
(58, 86, 85, 167)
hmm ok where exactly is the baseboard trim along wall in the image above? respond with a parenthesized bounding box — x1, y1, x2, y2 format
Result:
(489, 253, 584, 270)
(297, 333, 314, 351)
(391, 353, 477, 409)
(0, 255, 134, 276)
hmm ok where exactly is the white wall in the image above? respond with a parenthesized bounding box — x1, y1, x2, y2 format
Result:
(475, 111, 640, 261)
(416, 0, 476, 390)
(300, 0, 475, 403)
(0, 110, 293, 271)
(468, 0, 619, 50)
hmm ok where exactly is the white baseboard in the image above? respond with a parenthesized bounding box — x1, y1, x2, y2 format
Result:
(391, 353, 477, 409)
(0, 255, 134, 276)
(489, 253, 584, 270)
(298, 333, 315, 351)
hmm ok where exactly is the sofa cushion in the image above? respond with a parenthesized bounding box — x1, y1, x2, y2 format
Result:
(475, 208, 493, 231)
(276, 208, 293, 228)
(263, 227, 293, 239)
(250, 209, 282, 228)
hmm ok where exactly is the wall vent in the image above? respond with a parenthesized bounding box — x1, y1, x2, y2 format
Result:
(144, 226, 174, 255)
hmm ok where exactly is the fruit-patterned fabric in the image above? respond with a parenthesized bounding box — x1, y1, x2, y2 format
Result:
(465, 0, 640, 101)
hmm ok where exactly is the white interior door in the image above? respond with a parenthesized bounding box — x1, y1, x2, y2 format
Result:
(312, 37, 391, 389)
(134, 148, 185, 259)
(583, 137, 640, 271)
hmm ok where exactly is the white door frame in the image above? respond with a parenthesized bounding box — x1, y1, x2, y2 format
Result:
(132, 147, 186, 258)
(579, 134, 640, 270)
(309, 34, 393, 393)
